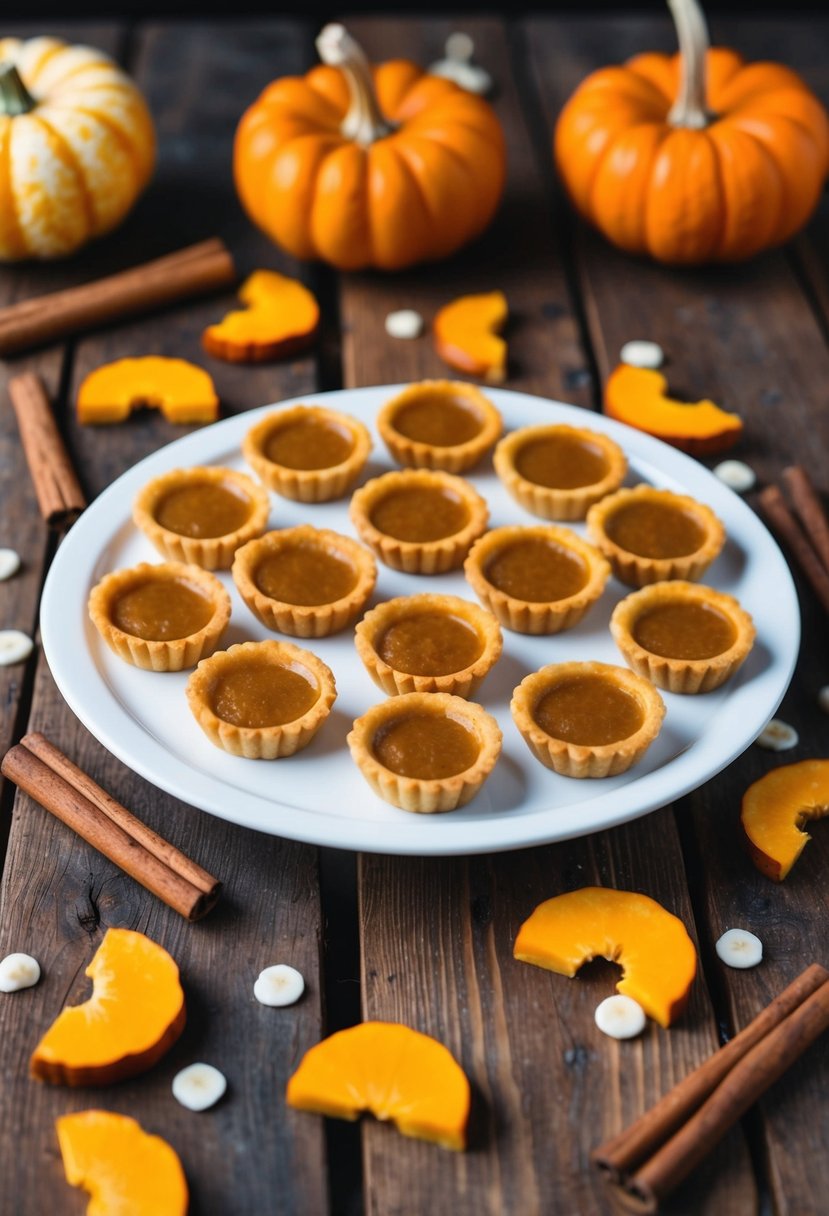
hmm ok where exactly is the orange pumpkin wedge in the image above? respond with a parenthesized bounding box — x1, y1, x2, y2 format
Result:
(741, 759, 829, 881)
(514, 887, 697, 1028)
(605, 364, 743, 455)
(77, 356, 219, 425)
(57, 1110, 188, 1216)
(31, 928, 185, 1085)
(286, 1021, 470, 1150)
(202, 269, 319, 363)
(433, 291, 508, 383)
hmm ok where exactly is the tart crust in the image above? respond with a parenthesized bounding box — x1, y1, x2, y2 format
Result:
(511, 660, 665, 778)
(586, 484, 725, 588)
(348, 692, 502, 813)
(242, 404, 371, 502)
(377, 380, 503, 473)
(186, 639, 337, 759)
(133, 466, 269, 570)
(493, 423, 626, 521)
(610, 580, 756, 694)
(349, 469, 489, 574)
(463, 525, 610, 634)
(232, 526, 377, 638)
(88, 561, 231, 672)
(354, 593, 503, 699)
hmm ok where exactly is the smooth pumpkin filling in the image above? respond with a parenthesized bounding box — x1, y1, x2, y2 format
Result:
(111, 579, 214, 641)
(632, 600, 737, 660)
(370, 487, 470, 543)
(391, 392, 483, 447)
(533, 675, 645, 746)
(372, 712, 481, 779)
(264, 417, 354, 470)
(155, 482, 252, 539)
(515, 433, 609, 489)
(209, 660, 319, 728)
(604, 500, 705, 559)
(484, 538, 588, 602)
(376, 612, 484, 676)
(254, 545, 358, 606)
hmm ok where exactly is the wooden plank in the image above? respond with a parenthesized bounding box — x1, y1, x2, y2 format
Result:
(0, 20, 330, 1214)
(0, 24, 124, 841)
(525, 14, 829, 1215)
(344, 16, 755, 1214)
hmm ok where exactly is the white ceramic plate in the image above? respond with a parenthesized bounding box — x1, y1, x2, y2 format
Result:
(41, 386, 799, 856)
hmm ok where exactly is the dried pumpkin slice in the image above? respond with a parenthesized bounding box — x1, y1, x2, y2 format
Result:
(514, 887, 697, 1028)
(433, 291, 507, 382)
(202, 269, 319, 362)
(77, 356, 219, 425)
(31, 928, 185, 1085)
(57, 1110, 188, 1216)
(286, 1021, 470, 1150)
(604, 364, 743, 456)
(741, 759, 829, 880)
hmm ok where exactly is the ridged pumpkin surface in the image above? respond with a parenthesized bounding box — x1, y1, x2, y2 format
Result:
(0, 36, 155, 260)
(555, 46, 829, 263)
(287, 1021, 470, 1149)
(234, 53, 506, 271)
(57, 1110, 188, 1216)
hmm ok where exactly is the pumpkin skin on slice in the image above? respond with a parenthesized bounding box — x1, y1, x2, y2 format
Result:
(57, 1110, 188, 1216)
(741, 759, 829, 881)
(286, 1021, 470, 1150)
(604, 364, 743, 455)
(202, 269, 319, 363)
(77, 356, 218, 425)
(514, 886, 697, 1028)
(433, 291, 507, 383)
(31, 928, 185, 1085)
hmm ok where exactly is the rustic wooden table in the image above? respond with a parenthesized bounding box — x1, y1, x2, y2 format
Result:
(1, 12, 827, 1215)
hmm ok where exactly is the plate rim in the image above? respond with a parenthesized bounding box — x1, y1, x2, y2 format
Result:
(41, 385, 800, 856)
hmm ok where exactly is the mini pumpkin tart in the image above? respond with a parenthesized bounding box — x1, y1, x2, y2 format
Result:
(186, 639, 336, 759)
(232, 525, 376, 638)
(133, 466, 269, 570)
(610, 581, 756, 694)
(377, 380, 503, 474)
(348, 692, 502, 813)
(355, 593, 503, 698)
(463, 525, 610, 634)
(493, 423, 626, 521)
(242, 404, 371, 502)
(88, 562, 231, 672)
(350, 469, 489, 574)
(586, 484, 725, 588)
(511, 660, 665, 778)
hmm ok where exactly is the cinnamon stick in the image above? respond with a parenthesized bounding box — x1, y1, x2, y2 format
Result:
(759, 484, 829, 616)
(9, 372, 86, 527)
(593, 962, 829, 1183)
(0, 238, 236, 357)
(1, 736, 220, 921)
(781, 465, 829, 575)
(615, 977, 829, 1213)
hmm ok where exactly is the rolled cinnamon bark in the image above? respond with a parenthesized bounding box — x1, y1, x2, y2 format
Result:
(9, 372, 86, 528)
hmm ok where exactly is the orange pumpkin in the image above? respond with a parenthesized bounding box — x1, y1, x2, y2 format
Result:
(234, 23, 506, 271)
(555, 0, 829, 263)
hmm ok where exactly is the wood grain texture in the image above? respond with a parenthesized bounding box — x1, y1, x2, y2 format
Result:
(526, 14, 829, 1215)
(0, 20, 329, 1215)
(347, 17, 754, 1214)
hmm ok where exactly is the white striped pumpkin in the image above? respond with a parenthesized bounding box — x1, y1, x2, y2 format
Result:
(0, 37, 155, 260)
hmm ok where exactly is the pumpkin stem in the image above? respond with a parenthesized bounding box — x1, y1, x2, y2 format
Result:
(316, 23, 393, 146)
(666, 0, 714, 129)
(0, 62, 36, 116)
